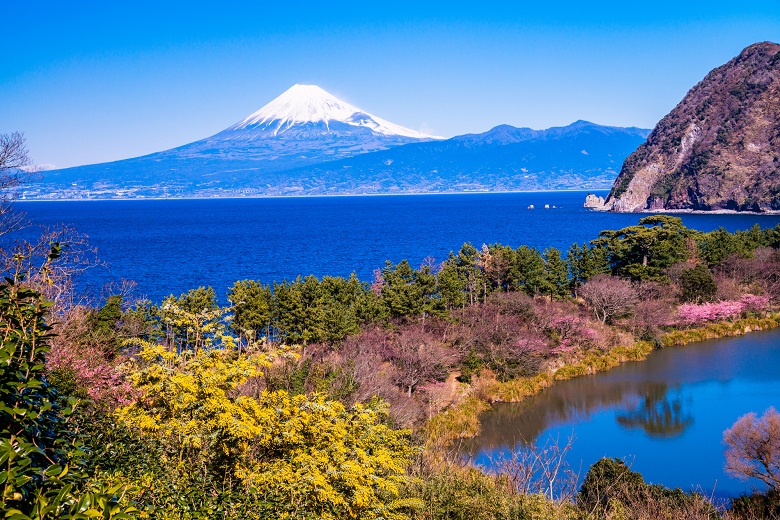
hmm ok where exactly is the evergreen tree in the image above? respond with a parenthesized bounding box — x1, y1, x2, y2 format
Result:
(679, 264, 718, 303)
(543, 247, 570, 299)
(567, 242, 611, 290)
(380, 260, 425, 318)
(594, 215, 691, 281)
(510, 245, 547, 296)
(437, 256, 467, 310)
(228, 280, 273, 343)
(482, 244, 514, 292)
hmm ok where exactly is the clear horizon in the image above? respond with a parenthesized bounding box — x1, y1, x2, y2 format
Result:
(2, 1, 778, 169)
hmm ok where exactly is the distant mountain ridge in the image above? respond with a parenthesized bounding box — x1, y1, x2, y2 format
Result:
(599, 42, 780, 212)
(270, 121, 650, 195)
(25, 86, 650, 199)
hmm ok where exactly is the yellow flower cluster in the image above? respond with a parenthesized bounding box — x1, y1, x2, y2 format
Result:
(116, 343, 418, 519)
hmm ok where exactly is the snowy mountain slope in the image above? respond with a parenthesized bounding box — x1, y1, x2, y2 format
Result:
(230, 84, 436, 138)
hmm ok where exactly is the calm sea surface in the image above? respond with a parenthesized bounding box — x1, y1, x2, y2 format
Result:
(14, 191, 780, 303)
(464, 328, 780, 498)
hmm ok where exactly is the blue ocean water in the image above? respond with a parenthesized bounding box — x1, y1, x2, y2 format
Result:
(14, 191, 780, 303)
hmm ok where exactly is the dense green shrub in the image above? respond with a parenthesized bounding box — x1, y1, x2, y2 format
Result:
(577, 458, 719, 519)
(0, 274, 140, 518)
(680, 264, 718, 303)
(730, 490, 780, 519)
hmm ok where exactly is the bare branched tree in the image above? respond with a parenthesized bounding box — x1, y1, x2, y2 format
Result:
(724, 407, 780, 491)
(0, 225, 101, 313)
(580, 274, 638, 324)
(389, 326, 455, 397)
(0, 131, 36, 236)
(0, 133, 104, 311)
(0, 131, 31, 172)
(491, 433, 580, 503)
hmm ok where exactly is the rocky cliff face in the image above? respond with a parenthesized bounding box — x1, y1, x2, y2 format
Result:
(602, 42, 780, 212)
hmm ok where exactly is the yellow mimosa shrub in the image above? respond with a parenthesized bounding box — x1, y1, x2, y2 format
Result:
(117, 342, 267, 465)
(118, 343, 418, 518)
(242, 392, 419, 519)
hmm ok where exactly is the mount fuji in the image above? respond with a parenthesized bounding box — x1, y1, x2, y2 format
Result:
(33, 85, 438, 198)
(27, 85, 650, 199)
(228, 84, 433, 139)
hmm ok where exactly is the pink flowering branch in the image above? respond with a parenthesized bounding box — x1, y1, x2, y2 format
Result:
(678, 294, 769, 325)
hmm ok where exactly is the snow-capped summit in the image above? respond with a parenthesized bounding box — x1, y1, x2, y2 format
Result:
(230, 84, 437, 139)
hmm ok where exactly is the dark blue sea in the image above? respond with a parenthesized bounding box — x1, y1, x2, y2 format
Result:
(14, 191, 780, 303)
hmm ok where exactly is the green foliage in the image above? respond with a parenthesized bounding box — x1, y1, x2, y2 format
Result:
(228, 279, 273, 342)
(510, 246, 547, 296)
(178, 286, 218, 314)
(119, 300, 161, 344)
(437, 260, 467, 310)
(77, 411, 266, 519)
(594, 215, 691, 280)
(566, 242, 611, 290)
(698, 224, 780, 266)
(577, 458, 646, 515)
(274, 273, 380, 344)
(482, 244, 515, 293)
(577, 458, 719, 519)
(45, 366, 84, 399)
(542, 247, 569, 299)
(458, 350, 484, 383)
(730, 490, 780, 520)
(0, 277, 140, 518)
(697, 227, 743, 265)
(610, 170, 635, 200)
(679, 264, 718, 303)
(160, 287, 225, 351)
(274, 276, 323, 344)
(382, 260, 441, 318)
(8, 218, 778, 519)
(90, 295, 123, 352)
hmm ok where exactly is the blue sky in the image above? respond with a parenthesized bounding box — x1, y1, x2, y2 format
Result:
(2, 1, 778, 168)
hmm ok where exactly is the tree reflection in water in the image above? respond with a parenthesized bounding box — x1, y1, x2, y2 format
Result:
(615, 384, 694, 438)
(464, 377, 695, 453)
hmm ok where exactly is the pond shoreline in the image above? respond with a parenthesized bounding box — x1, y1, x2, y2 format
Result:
(424, 312, 780, 453)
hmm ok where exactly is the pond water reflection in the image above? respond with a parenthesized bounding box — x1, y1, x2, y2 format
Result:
(464, 328, 780, 497)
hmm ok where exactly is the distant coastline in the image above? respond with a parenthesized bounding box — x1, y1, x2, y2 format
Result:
(585, 206, 780, 216)
(20, 189, 780, 216)
(17, 188, 611, 203)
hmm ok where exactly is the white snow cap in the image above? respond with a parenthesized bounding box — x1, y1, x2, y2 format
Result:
(232, 84, 438, 138)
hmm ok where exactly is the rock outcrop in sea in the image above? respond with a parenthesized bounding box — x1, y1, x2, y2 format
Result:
(583, 193, 605, 209)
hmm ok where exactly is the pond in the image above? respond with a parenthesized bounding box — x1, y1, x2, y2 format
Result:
(463, 327, 780, 498)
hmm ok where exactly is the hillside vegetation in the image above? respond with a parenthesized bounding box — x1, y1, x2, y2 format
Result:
(3, 214, 780, 518)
